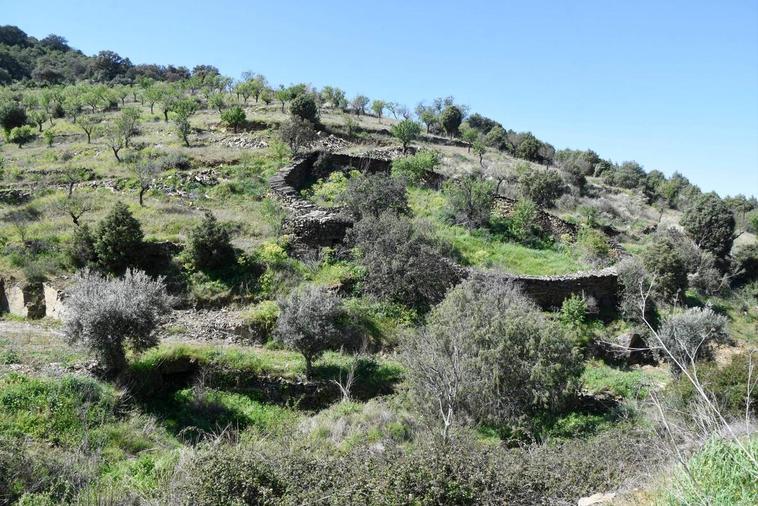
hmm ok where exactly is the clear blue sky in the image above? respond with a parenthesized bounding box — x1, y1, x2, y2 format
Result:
(5, 0, 758, 197)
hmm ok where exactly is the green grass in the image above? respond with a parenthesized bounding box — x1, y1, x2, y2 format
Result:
(660, 437, 758, 505)
(408, 188, 587, 275)
(581, 360, 668, 399)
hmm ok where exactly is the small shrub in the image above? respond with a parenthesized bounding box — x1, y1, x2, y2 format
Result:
(176, 444, 285, 506)
(186, 211, 236, 272)
(241, 300, 280, 342)
(560, 294, 587, 328)
(348, 212, 460, 311)
(8, 125, 37, 148)
(442, 173, 495, 229)
(220, 105, 246, 132)
(391, 150, 439, 185)
(0, 101, 26, 134)
(656, 306, 729, 374)
(734, 243, 758, 283)
(341, 171, 408, 219)
(508, 198, 544, 245)
(518, 167, 565, 207)
(67, 224, 97, 268)
(576, 226, 610, 263)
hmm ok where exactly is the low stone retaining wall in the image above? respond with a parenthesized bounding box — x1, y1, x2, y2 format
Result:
(484, 266, 619, 313)
(494, 196, 578, 238)
(0, 278, 66, 320)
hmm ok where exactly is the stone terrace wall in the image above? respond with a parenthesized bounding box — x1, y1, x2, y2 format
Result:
(485, 267, 619, 312)
(269, 151, 393, 250)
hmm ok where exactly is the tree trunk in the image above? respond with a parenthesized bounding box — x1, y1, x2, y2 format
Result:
(150, 104, 154, 113)
(163, 110, 169, 122)
(305, 356, 313, 380)
(139, 186, 146, 207)
(68, 181, 74, 197)
(86, 131, 91, 144)
(112, 147, 121, 162)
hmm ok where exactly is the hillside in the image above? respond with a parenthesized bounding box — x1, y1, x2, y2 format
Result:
(1, 24, 757, 505)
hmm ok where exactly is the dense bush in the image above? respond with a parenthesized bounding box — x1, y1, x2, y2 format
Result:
(8, 125, 37, 147)
(507, 198, 545, 246)
(67, 223, 97, 268)
(94, 202, 144, 273)
(560, 294, 588, 328)
(63, 269, 171, 375)
(733, 243, 758, 282)
(576, 225, 611, 265)
(220, 105, 246, 132)
(401, 274, 582, 436)
(681, 192, 735, 259)
(175, 443, 285, 505)
(289, 93, 319, 123)
(642, 237, 688, 303)
(666, 351, 757, 419)
(348, 212, 459, 311)
(603, 161, 646, 189)
(442, 173, 495, 229)
(275, 285, 350, 378)
(656, 306, 729, 374)
(186, 211, 236, 271)
(390, 149, 439, 185)
(518, 167, 565, 207)
(0, 101, 26, 134)
(439, 105, 463, 137)
(340, 171, 408, 219)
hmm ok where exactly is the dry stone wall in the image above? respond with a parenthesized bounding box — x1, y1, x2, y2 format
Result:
(0, 278, 65, 319)
(269, 151, 621, 312)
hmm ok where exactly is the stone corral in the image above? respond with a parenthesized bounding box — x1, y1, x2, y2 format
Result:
(0, 278, 66, 320)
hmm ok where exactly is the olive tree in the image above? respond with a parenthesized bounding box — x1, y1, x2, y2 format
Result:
(656, 307, 729, 375)
(518, 167, 565, 207)
(275, 285, 348, 378)
(351, 95, 369, 115)
(279, 117, 316, 154)
(370, 99, 385, 119)
(401, 274, 582, 439)
(75, 115, 99, 144)
(64, 269, 171, 376)
(133, 159, 161, 207)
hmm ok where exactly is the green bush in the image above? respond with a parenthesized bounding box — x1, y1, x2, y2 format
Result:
(576, 226, 610, 262)
(661, 437, 758, 505)
(666, 351, 757, 419)
(391, 149, 439, 185)
(220, 105, 246, 132)
(289, 93, 319, 123)
(681, 192, 735, 259)
(518, 167, 565, 207)
(439, 105, 463, 137)
(176, 444, 285, 506)
(94, 202, 144, 274)
(391, 118, 422, 152)
(560, 294, 587, 328)
(241, 300, 280, 342)
(442, 173, 495, 229)
(67, 223, 97, 268)
(8, 125, 37, 148)
(642, 237, 688, 302)
(186, 211, 236, 272)
(0, 101, 26, 134)
(341, 171, 408, 219)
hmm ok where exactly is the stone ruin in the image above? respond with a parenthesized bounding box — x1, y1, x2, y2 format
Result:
(269, 150, 623, 313)
(0, 277, 66, 319)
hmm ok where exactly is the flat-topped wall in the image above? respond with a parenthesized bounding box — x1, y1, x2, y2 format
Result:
(0, 278, 65, 319)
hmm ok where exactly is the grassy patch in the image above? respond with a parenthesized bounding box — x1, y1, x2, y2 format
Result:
(408, 188, 586, 275)
(581, 360, 667, 399)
